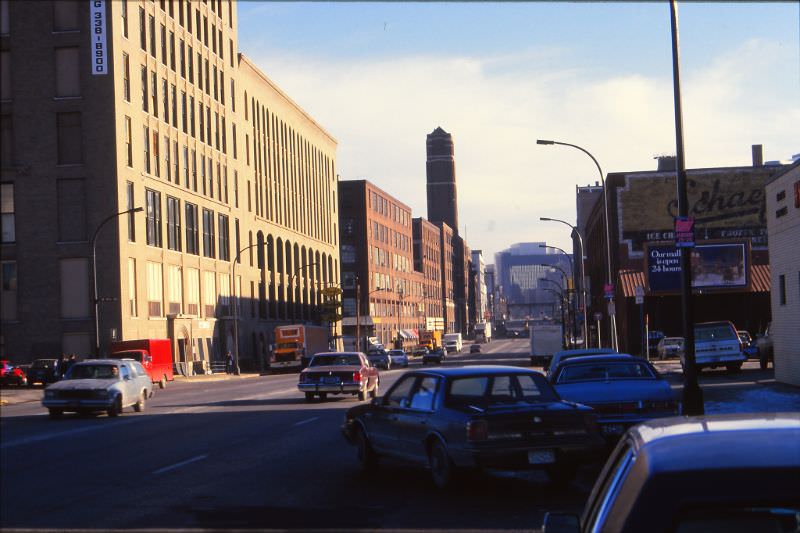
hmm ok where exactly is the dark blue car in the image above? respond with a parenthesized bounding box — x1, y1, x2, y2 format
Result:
(342, 366, 605, 488)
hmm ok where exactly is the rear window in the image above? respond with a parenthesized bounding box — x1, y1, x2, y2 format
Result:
(310, 354, 361, 366)
(694, 323, 737, 341)
(67, 364, 119, 380)
(556, 361, 656, 383)
(446, 373, 557, 407)
(110, 351, 143, 362)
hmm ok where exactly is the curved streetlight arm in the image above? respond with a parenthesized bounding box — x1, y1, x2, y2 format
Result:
(231, 241, 272, 375)
(92, 206, 143, 357)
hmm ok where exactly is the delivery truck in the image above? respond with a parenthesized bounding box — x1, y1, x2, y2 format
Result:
(273, 325, 329, 370)
(419, 330, 442, 351)
(529, 325, 563, 367)
(110, 339, 174, 389)
(474, 322, 492, 343)
(443, 333, 463, 354)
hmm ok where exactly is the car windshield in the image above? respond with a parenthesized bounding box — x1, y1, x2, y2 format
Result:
(694, 324, 737, 341)
(110, 351, 143, 362)
(556, 361, 656, 383)
(309, 355, 361, 367)
(66, 364, 120, 380)
(446, 373, 557, 407)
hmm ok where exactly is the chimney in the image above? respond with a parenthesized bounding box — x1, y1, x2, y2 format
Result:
(752, 144, 763, 167)
(656, 155, 676, 172)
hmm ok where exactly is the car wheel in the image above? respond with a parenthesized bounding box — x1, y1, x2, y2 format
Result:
(547, 463, 578, 487)
(107, 397, 122, 417)
(304, 392, 315, 402)
(133, 391, 146, 412)
(358, 387, 368, 401)
(354, 427, 378, 472)
(159, 376, 167, 389)
(318, 392, 328, 401)
(48, 408, 63, 420)
(726, 362, 743, 373)
(428, 439, 455, 489)
(369, 379, 379, 399)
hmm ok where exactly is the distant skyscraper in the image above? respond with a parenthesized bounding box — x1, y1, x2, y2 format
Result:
(426, 127, 459, 234)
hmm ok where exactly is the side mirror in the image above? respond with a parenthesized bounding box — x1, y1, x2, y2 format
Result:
(542, 512, 581, 533)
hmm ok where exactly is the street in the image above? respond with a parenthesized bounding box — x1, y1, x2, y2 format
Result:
(1, 340, 796, 531)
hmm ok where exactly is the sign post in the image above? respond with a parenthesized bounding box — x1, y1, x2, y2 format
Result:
(593, 311, 603, 349)
(635, 286, 645, 358)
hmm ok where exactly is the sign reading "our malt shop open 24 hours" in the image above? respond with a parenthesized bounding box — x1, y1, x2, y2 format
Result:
(645, 242, 750, 294)
(90, 1, 108, 75)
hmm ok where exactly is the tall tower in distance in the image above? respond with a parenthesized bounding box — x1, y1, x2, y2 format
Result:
(426, 127, 459, 235)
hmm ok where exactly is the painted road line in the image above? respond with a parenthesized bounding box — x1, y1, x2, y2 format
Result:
(152, 454, 208, 475)
(293, 416, 319, 427)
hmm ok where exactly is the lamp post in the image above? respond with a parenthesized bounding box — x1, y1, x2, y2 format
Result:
(537, 139, 617, 349)
(355, 280, 387, 352)
(92, 206, 143, 357)
(230, 241, 272, 375)
(539, 235, 589, 348)
(541, 279, 569, 347)
(539, 262, 576, 347)
(542, 287, 568, 350)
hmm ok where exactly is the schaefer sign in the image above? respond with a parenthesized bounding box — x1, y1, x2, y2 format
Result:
(90, 1, 108, 75)
(645, 241, 750, 294)
(617, 168, 774, 257)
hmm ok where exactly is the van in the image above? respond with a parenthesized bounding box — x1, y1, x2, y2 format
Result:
(110, 339, 174, 388)
(443, 333, 462, 354)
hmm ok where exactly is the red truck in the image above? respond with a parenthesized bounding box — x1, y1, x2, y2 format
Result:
(273, 325, 329, 370)
(110, 339, 174, 389)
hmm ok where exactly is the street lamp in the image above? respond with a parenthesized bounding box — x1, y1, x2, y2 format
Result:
(539, 234, 589, 348)
(92, 206, 143, 357)
(230, 241, 271, 375)
(537, 139, 617, 348)
(355, 281, 388, 352)
(540, 263, 577, 348)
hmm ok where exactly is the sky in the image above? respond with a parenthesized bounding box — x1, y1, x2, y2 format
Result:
(236, 2, 799, 261)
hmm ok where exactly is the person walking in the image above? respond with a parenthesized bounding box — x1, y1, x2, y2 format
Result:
(226, 351, 234, 374)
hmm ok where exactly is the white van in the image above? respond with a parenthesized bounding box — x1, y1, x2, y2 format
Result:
(443, 333, 462, 354)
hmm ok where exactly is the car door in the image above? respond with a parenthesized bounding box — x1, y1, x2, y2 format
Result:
(119, 364, 134, 405)
(366, 375, 417, 456)
(392, 375, 441, 464)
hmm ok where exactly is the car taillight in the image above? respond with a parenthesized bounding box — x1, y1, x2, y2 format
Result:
(353, 372, 362, 382)
(466, 419, 488, 441)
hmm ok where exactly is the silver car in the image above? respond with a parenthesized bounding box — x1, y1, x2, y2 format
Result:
(42, 359, 152, 419)
(387, 349, 409, 368)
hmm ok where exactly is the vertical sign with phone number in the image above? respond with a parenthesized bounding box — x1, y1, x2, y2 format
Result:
(90, 1, 107, 75)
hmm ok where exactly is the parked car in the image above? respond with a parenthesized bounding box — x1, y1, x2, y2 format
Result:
(341, 366, 605, 488)
(550, 355, 678, 439)
(0, 360, 27, 386)
(42, 359, 152, 419)
(543, 413, 800, 533)
(388, 349, 409, 368)
(688, 321, 746, 373)
(470, 344, 481, 354)
(655, 337, 684, 360)
(422, 347, 447, 365)
(737, 330, 759, 359)
(367, 348, 391, 370)
(298, 352, 379, 402)
(26, 358, 59, 386)
(546, 348, 618, 379)
(755, 323, 774, 370)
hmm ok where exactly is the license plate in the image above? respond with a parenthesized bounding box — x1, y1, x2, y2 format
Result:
(528, 450, 555, 464)
(323, 377, 339, 384)
(602, 424, 625, 435)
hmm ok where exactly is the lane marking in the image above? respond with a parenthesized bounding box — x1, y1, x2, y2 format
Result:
(293, 416, 319, 427)
(152, 454, 208, 475)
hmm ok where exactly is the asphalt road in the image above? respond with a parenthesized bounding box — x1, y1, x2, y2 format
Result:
(1, 338, 789, 531)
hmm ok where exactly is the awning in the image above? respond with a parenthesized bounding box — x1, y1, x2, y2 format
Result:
(341, 316, 375, 326)
(619, 264, 771, 297)
(398, 330, 412, 340)
(401, 329, 418, 340)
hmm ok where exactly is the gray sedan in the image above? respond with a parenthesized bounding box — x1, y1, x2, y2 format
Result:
(42, 359, 152, 419)
(388, 349, 409, 368)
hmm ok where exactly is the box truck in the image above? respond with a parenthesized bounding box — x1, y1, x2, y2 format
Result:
(529, 325, 563, 367)
(110, 339, 174, 389)
(443, 333, 463, 354)
(474, 322, 492, 343)
(273, 325, 329, 370)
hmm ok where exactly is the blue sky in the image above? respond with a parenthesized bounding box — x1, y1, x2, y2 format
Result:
(237, 2, 799, 259)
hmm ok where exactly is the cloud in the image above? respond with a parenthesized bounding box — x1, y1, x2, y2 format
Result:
(247, 39, 798, 259)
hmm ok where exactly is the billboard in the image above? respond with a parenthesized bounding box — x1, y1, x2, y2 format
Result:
(617, 168, 776, 257)
(646, 242, 749, 293)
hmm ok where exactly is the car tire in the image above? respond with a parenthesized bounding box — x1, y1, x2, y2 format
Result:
(355, 427, 378, 472)
(133, 391, 146, 412)
(159, 376, 167, 389)
(428, 439, 455, 489)
(318, 392, 328, 401)
(547, 463, 578, 487)
(726, 362, 743, 373)
(370, 380, 379, 399)
(304, 392, 315, 402)
(48, 408, 63, 420)
(107, 397, 122, 417)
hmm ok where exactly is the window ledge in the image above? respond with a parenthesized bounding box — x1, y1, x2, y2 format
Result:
(53, 96, 83, 101)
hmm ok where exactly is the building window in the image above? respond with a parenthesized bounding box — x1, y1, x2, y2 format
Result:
(232, 123, 237, 158)
(166, 196, 182, 252)
(779, 274, 786, 305)
(122, 53, 130, 102)
(139, 7, 146, 50)
(161, 78, 168, 120)
(1, 261, 17, 321)
(145, 188, 162, 247)
(218, 214, 230, 261)
(200, 155, 206, 195)
(168, 265, 182, 315)
(230, 79, 235, 111)
(185, 202, 199, 255)
(172, 140, 179, 184)
(55, 47, 80, 97)
(186, 268, 199, 315)
(189, 95, 195, 137)
(1, 183, 14, 243)
(187, 45, 194, 83)
(121, 0, 128, 38)
(199, 102, 205, 142)
(152, 130, 160, 177)
(203, 270, 216, 317)
(143, 126, 150, 173)
(149, 15, 156, 57)
(191, 149, 197, 191)
(179, 39, 186, 78)
(202, 208, 215, 258)
(182, 146, 189, 188)
(164, 137, 171, 181)
(169, 31, 176, 70)
(0, 52, 10, 100)
(181, 91, 187, 133)
(56, 112, 82, 164)
(146, 262, 163, 318)
(141, 65, 148, 111)
(151, 71, 157, 117)
(60, 258, 90, 319)
(126, 182, 136, 242)
(219, 273, 230, 315)
(53, 0, 79, 32)
(128, 258, 137, 317)
(57, 179, 86, 242)
(171, 84, 177, 127)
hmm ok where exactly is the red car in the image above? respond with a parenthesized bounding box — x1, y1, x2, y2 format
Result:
(1, 360, 28, 386)
(298, 352, 380, 402)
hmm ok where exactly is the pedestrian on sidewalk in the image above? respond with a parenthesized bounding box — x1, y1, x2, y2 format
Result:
(226, 351, 234, 374)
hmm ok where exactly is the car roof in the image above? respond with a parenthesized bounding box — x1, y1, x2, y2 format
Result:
(313, 352, 363, 357)
(409, 365, 543, 378)
(557, 354, 638, 366)
(554, 348, 617, 357)
(695, 321, 734, 327)
(628, 413, 800, 471)
(74, 359, 126, 365)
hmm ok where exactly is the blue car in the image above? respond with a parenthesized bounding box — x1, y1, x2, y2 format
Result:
(550, 354, 678, 439)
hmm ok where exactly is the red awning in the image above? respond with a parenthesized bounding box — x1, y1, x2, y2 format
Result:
(619, 264, 770, 298)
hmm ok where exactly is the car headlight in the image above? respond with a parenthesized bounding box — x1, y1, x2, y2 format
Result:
(95, 389, 109, 398)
